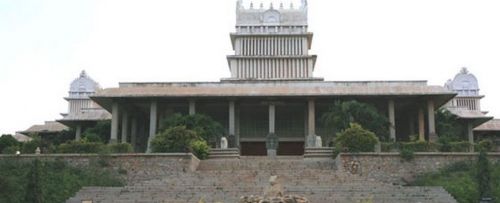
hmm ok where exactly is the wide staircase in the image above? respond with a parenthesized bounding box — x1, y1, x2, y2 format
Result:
(67, 157, 456, 203)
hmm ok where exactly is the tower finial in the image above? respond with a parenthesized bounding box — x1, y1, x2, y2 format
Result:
(290, 3, 294, 9)
(237, 0, 243, 10)
(301, 0, 308, 9)
(250, 2, 254, 9)
(280, 2, 284, 9)
(260, 2, 264, 9)
(270, 2, 273, 9)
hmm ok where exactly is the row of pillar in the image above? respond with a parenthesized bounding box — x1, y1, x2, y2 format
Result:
(108, 98, 439, 152)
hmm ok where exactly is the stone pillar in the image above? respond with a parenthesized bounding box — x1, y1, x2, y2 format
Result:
(418, 108, 425, 141)
(146, 101, 158, 153)
(229, 100, 236, 147)
(131, 117, 137, 151)
(269, 103, 276, 134)
(268, 103, 277, 157)
(121, 111, 128, 143)
(75, 125, 82, 141)
(307, 99, 316, 147)
(189, 100, 196, 115)
(427, 100, 437, 142)
(110, 102, 119, 144)
(388, 100, 396, 141)
(468, 123, 475, 152)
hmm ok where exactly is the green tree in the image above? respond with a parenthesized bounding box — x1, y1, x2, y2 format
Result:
(477, 151, 492, 200)
(0, 134, 20, 153)
(25, 159, 43, 203)
(81, 121, 111, 143)
(335, 123, 379, 152)
(436, 109, 466, 141)
(322, 100, 390, 141)
(152, 126, 200, 153)
(159, 114, 225, 146)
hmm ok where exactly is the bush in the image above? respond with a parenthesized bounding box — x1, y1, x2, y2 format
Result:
(82, 132, 103, 143)
(21, 137, 42, 154)
(57, 141, 105, 154)
(159, 114, 225, 147)
(477, 151, 492, 199)
(107, 143, 133, 153)
(0, 134, 20, 153)
(81, 121, 111, 144)
(477, 139, 496, 152)
(400, 148, 415, 161)
(322, 100, 390, 141)
(335, 123, 379, 153)
(2, 146, 19, 154)
(449, 141, 472, 152)
(401, 141, 438, 152)
(0, 159, 124, 203)
(190, 140, 209, 160)
(381, 142, 398, 152)
(151, 126, 201, 153)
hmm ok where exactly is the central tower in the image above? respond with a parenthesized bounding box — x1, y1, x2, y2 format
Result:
(226, 0, 317, 80)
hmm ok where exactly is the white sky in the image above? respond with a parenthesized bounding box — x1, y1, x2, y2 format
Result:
(1, 0, 500, 135)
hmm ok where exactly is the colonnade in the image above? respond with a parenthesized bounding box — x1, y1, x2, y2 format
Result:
(107, 98, 438, 153)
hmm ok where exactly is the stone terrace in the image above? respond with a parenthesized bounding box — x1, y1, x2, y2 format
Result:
(67, 156, 457, 203)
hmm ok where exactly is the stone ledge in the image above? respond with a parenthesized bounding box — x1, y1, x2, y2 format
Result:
(340, 152, 500, 157)
(0, 153, 195, 158)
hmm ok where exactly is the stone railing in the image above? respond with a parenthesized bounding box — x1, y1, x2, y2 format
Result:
(336, 152, 500, 185)
(0, 153, 200, 184)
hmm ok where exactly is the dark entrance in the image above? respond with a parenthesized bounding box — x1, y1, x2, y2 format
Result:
(240, 141, 305, 156)
(278, 142, 304, 156)
(240, 142, 267, 156)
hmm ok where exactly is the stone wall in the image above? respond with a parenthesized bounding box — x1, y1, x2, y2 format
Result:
(337, 152, 500, 185)
(0, 153, 199, 184)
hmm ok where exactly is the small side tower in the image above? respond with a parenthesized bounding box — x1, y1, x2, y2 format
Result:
(227, 0, 317, 80)
(445, 67, 483, 111)
(63, 70, 101, 116)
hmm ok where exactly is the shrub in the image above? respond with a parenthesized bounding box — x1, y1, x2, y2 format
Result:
(190, 140, 209, 160)
(2, 146, 19, 154)
(82, 132, 103, 143)
(0, 134, 20, 152)
(335, 123, 379, 153)
(449, 141, 472, 152)
(401, 141, 438, 152)
(81, 121, 111, 144)
(322, 100, 390, 141)
(0, 159, 124, 203)
(57, 141, 105, 154)
(21, 137, 42, 154)
(159, 114, 225, 147)
(151, 126, 201, 153)
(107, 143, 133, 153)
(477, 151, 492, 199)
(477, 139, 496, 152)
(400, 148, 415, 161)
(381, 142, 398, 152)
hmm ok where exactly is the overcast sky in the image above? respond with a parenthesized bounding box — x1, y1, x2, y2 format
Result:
(1, 0, 499, 135)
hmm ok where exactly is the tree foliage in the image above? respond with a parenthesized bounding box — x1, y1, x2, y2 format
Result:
(159, 114, 224, 146)
(436, 109, 466, 141)
(81, 121, 111, 144)
(0, 159, 124, 203)
(322, 100, 390, 141)
(335, 123, 379, 152)
(477, 151, 492, 199)
(152, 126, 209, 159)
(0, 135, 20, 153)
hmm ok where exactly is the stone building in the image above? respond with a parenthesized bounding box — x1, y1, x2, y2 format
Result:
(57, 71, 111, 140)
(445, 68, 499, 150)
(90, 0, 455, 155)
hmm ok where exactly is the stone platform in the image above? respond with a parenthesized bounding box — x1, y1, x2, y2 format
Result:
(67, 156, 457, 203)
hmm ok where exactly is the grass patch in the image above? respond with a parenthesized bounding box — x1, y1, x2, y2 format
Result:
(0, 158, 124, 203)
(410, 161, 500, 203)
